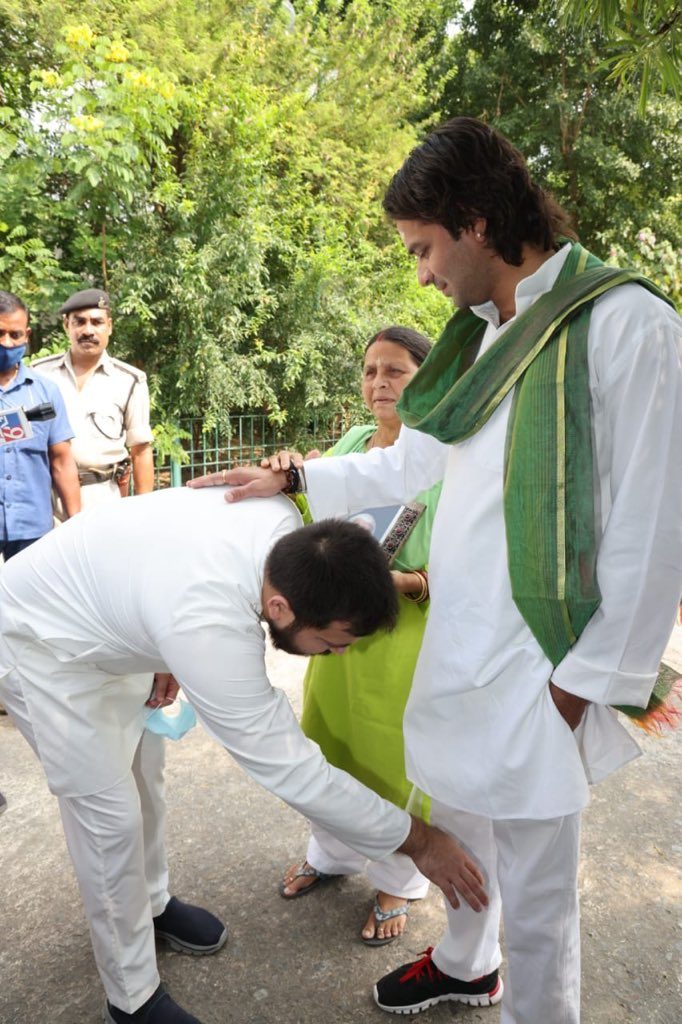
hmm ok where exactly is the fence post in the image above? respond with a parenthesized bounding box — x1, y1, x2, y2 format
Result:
(170, 422, 183, 487)
(170, 455, 182, 487)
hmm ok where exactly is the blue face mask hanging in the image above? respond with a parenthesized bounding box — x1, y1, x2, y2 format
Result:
(0, 344, 27, 373)
(144, 698, 197, 740)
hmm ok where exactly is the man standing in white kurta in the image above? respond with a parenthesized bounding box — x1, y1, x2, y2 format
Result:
(192, 118, 682, 1023)
(0, 485, 489, 1024)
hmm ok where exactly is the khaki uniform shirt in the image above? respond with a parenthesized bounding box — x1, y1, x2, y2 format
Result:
(32, 349, 153, 471)
(33, 350, 153, 512)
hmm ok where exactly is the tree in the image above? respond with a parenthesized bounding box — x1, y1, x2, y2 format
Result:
(432, 0, 681, 264)
(561, 1, 682, 111)
(2, 0, 677, 447)
(0, 11, 178, 309)
(0, 0, 451, 436)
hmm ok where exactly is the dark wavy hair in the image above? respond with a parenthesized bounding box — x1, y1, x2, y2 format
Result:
(383, 117, 576, 266)
(364, 325, 432, 366)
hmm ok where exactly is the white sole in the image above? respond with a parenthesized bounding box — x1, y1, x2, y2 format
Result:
(154, 925, 227, 956)
(373, 976, 504, 1015)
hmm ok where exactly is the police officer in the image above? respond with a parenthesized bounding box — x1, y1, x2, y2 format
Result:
(33, 288, 154, 515)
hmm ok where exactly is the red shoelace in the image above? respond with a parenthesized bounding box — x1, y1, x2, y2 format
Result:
(400, 947, 445, 985)
(400, 949, 493, 991)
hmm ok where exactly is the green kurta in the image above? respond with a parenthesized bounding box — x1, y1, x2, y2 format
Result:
(299, 425, 442, 812)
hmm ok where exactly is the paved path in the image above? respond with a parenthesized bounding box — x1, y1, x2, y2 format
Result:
(1, 637, 680, 1023)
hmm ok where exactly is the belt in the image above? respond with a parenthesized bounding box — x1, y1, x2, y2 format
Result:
(78, 468, 117, 486)
(78, 459, 132, 486)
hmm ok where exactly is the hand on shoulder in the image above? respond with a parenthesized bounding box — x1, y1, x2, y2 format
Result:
(187, 465, 287, 503)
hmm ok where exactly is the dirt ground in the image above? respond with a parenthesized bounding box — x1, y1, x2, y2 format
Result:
(1, 634, 681, 1024)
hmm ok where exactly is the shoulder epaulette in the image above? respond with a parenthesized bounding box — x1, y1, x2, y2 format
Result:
(109, 357, 147, 382)
(31, 352, 67, 366)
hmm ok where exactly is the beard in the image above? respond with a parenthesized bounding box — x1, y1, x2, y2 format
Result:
(266, 618, 300, 655)
(265, 618, 331, 657)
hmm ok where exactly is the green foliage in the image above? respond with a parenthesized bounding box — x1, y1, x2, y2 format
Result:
(30, 28, 178, 216)
(0, 0, 678, 445)
(561, 1, 682, 111)
(606, 226, 682, 306)
(28, 335, 70, 361)
(435, 1, 681, 264)
(0, 0, 450, 435)
(151, 419, 191, 465)
(0, 12, 179, 310)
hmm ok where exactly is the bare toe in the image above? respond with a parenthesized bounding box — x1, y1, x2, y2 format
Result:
(361, 907, 377, 940)
(281, 860, 319, 897)
(361, 892, 409, 942)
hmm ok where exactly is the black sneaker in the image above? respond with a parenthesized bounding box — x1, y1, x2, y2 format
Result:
(374, 946, 503, 1015)
(104, 984, 203, 1023)
(153, 896, 227, 955)
(0, 790, 7, 815)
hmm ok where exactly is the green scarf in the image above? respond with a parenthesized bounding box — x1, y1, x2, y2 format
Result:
(397, 243, 677, 729)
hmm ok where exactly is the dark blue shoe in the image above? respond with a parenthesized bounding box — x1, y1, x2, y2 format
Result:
(104, 984, 203, 1023)
(153, 896, 227, 955)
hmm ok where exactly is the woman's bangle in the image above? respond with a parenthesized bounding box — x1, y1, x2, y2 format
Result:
(403, 569, 429, 604)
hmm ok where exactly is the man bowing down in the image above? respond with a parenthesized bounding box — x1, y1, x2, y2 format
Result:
(0, 485, 487, 1024)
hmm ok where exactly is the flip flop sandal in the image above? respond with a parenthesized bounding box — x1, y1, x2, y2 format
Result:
(361, 896, 410, 947)
(278, 862, 341, 900)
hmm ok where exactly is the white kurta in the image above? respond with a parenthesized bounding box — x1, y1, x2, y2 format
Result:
(304, 246, 682, 820)
(0, 488, 410, 860)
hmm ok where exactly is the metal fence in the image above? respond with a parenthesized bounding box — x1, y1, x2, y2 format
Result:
(155, 413, 350, 488)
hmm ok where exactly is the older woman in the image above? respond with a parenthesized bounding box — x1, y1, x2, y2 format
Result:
(278, 326, 442, 946)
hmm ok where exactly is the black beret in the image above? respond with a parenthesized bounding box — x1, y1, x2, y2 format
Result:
(59, 289, 111, 315)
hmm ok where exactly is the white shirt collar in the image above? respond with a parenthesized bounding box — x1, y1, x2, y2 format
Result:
(470, 244, 572, 329)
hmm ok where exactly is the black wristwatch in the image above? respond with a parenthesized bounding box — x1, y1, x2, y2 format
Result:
(282, 464, 306, 494)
